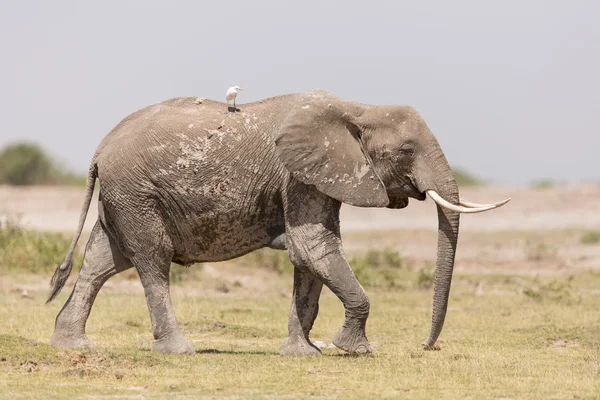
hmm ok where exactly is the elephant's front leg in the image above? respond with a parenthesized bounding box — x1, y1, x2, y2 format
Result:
(280, 267, 323, 356)
(287, 244, 372, 355)
(312, 253, 372, 355)
(284, 184, 372, 355)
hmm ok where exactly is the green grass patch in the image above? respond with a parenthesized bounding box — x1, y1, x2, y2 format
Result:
(0, 219, 82, 273)
(416, 266, 435, 289)
(580, 231, 600, 245)
(522, 276, 579, 304)
(234, 248, 294, 274)
(169, 263, 204, 283)
(348, 248, 405, 288)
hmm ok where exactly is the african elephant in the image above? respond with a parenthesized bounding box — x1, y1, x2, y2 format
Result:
(47, 89, 509, 356)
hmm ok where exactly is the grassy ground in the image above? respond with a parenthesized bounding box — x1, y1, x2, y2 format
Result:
(1, 260, 599, 399)
(1, 223, 599, 398)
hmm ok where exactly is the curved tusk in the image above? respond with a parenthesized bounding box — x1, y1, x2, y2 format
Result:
(426, 190, 496, 213)
(459, 197, 511, 209)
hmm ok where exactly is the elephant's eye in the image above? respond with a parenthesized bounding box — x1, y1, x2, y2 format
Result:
(399, 146, 414, 156)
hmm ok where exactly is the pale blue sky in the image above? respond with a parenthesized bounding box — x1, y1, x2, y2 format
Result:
(1, 1, 598, 184)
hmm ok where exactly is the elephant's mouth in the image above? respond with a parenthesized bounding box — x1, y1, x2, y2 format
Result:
(405, 177, 427, 201)
(387, 179, 426, 203)
(387, 197, 409, 209)
(407, 176, 427, 201)
(413, 190, 427, 201)
(404, 187, 426, 201)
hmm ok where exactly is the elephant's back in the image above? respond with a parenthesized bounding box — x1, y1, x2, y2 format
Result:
(96, 97, 229, 151)
(93, 95, 298, 197)
(94, 94, 305, 172)
(96, 94, 303, 152)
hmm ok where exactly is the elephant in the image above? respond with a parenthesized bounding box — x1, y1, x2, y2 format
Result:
(46, 89, 509, 356)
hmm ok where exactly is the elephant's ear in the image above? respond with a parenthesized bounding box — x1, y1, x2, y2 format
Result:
(275, 99, 389, 207)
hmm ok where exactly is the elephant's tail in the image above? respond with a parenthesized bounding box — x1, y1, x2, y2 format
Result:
(46, 162, 98, 303)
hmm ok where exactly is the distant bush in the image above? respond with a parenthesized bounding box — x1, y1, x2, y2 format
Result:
(0, 142, 84, 186)
(580, 231, 600, 245)
(530, 179, 556, 190)
(525, 241, 558, 262)
(170, 263, 204, 283)
(523, 277, 578, 304)
(241, 248, 294, 275)
(452, 167, 483, 186)
(416, 267, 435, 290)
(349, 248, 404, 287)
(0, 218, 82, 273)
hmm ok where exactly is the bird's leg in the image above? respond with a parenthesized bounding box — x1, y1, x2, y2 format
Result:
(233, 99, 236, 111)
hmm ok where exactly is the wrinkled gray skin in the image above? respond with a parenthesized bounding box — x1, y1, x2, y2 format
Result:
(47, 90, 459, 356)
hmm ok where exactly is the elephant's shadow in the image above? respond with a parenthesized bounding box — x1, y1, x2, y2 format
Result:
(195, 348, 371, 357)
(196, 348, 275, 356)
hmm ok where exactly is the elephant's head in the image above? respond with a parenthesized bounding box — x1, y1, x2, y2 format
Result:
(275, 90, 510, 349)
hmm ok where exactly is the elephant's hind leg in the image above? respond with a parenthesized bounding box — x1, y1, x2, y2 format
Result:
(280, 267, 323, 356)
(129, 225, 194, 355)
(51, 220, 132, 349)
(135, 260, 194, 354)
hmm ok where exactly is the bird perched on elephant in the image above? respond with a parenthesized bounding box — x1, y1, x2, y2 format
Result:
(47, 89, 509, 356)
(226, 85, 242, 111)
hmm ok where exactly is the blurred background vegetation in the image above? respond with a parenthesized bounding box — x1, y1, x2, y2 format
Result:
(452, 167, 483, 186)
(0, 142, 85, 186)
(0, 217, 83, 274)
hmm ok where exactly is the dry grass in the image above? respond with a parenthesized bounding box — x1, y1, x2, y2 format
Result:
(1, 263, 599, 399)
(1, 225, 599, 399)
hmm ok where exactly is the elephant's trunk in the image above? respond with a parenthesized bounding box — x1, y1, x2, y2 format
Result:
(422, 202, 459, 349)
(415, 149, 460, 349)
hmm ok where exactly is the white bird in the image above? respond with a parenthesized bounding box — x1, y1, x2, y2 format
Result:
(226, 86, 243, 111)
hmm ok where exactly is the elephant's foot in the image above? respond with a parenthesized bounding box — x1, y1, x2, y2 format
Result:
(421, 341, 441, 351)
(279, 336, 322, 357)
(152, 332, 195, 355)
(50, 331, 95, 349)
(332, 323, 372, 355)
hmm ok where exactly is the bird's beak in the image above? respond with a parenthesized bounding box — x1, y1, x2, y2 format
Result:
(238, 87, 243, 91)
